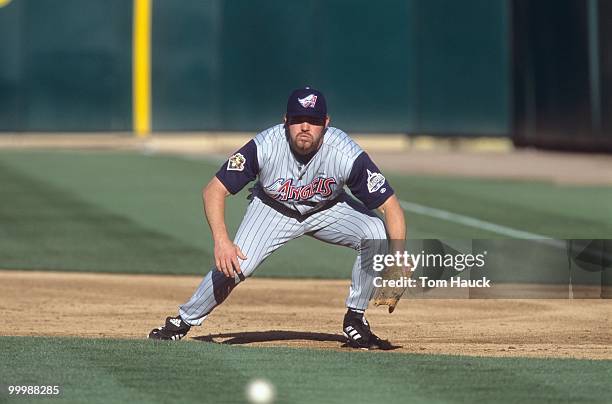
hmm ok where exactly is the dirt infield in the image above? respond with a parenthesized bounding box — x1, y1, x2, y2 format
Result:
(2, 270, 610, 359)
(370, 149, 612, 185)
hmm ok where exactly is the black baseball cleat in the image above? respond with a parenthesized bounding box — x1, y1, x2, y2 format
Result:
(148, 316, 191, 341)
(342, 309, 394, 350)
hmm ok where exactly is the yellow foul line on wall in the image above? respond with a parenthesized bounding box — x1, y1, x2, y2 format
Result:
(133, 0, 152, 137)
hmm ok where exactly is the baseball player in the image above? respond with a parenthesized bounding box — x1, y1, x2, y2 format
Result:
(149, 87, 406, 349)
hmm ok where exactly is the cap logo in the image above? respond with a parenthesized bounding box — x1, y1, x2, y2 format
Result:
(297, 94, 317, 108)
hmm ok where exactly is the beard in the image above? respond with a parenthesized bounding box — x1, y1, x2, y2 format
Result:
(285, 126, 325, 156)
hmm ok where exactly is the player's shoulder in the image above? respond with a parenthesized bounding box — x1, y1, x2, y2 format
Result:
(253, 123, 285, 147)
(323, 127, 363, 158)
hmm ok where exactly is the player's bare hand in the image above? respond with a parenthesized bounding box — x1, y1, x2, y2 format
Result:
(214, 238, 247, 278)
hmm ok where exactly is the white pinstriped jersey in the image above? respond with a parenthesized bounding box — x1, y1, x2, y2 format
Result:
(179, 123, 394, 324)
(217, 124, 394, 215)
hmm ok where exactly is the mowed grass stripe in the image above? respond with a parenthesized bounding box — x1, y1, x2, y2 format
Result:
(0, 161, 209, 274)
(389, 174, 612, 238)
(0, 150, 357, 277)
(0, 338, 160, 404)
(1, 150, 611, 277)
(1, 337, 611, 404)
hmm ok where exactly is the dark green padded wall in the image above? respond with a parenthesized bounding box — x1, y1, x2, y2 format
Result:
(308, 0, 419, 133)
(217, 0, 317, 131)
(0, 0, 132, 131)
(1, 0, 509, 134)
(598, 0, 612, 137)
(416, 0, 510, 134)
(213, 0, 419, 133)
(0, 0, 23, 131)
(152, 0, 221, 131)
(152, 0, 509, 134)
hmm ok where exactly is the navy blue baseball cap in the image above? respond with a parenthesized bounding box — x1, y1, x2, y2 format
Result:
(286, 87, 327, 119)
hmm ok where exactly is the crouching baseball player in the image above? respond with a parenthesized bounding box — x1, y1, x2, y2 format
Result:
(149, 87, 406, 349)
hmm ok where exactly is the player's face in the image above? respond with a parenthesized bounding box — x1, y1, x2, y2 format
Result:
(285, 115, 330, 155)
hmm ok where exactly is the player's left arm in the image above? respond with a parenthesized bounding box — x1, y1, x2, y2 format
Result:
(373, 194, 410, 313)
(377, 195, 406, 241)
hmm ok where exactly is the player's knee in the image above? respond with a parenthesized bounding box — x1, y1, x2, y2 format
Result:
(211, 269, 239, 304)
(362, 217, 387, 240)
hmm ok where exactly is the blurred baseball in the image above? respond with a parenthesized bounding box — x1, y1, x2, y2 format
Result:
(246, 379, 275, 404)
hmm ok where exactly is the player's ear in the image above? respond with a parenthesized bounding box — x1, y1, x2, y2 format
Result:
(283, 115, 288, 126)
(325, 115, 330, 128)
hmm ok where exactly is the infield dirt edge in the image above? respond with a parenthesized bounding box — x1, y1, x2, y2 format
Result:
(2, 270, 610, 360)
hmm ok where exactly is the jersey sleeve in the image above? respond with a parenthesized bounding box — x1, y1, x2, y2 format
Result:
(346, 152, 394, 210)
(215, 140, 259, 194)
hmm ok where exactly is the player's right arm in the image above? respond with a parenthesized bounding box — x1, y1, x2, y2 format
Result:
(202, 177, 247, 278)
(205, 139, 260, 278)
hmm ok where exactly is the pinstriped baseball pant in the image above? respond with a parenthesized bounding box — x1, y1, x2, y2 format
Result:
(178, 194, 387, 326)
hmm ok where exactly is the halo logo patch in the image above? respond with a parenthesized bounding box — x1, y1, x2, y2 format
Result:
(298, 94, 317, 108)
(227, 153, 246, 171)
(367, 169, 385, 193)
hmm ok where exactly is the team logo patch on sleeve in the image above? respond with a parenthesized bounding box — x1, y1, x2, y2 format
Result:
(227, 153, 246, 171)
(367, 169, 386, 193)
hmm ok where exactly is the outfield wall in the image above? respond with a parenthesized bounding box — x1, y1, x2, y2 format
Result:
(2, 0, 611, 152)
(0, 0, 509, 135)
(0, 0, 132, 132)
(512, 0, 612, 152)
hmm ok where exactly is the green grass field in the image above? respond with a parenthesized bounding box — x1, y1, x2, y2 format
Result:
(1, 337, 611, 404)
(1, 150, 611, 277)
(1, 149, 611, 403)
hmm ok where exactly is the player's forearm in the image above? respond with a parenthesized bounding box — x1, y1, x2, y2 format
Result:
(379, 195, 406, 240)
(202, 177, 231, 243)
